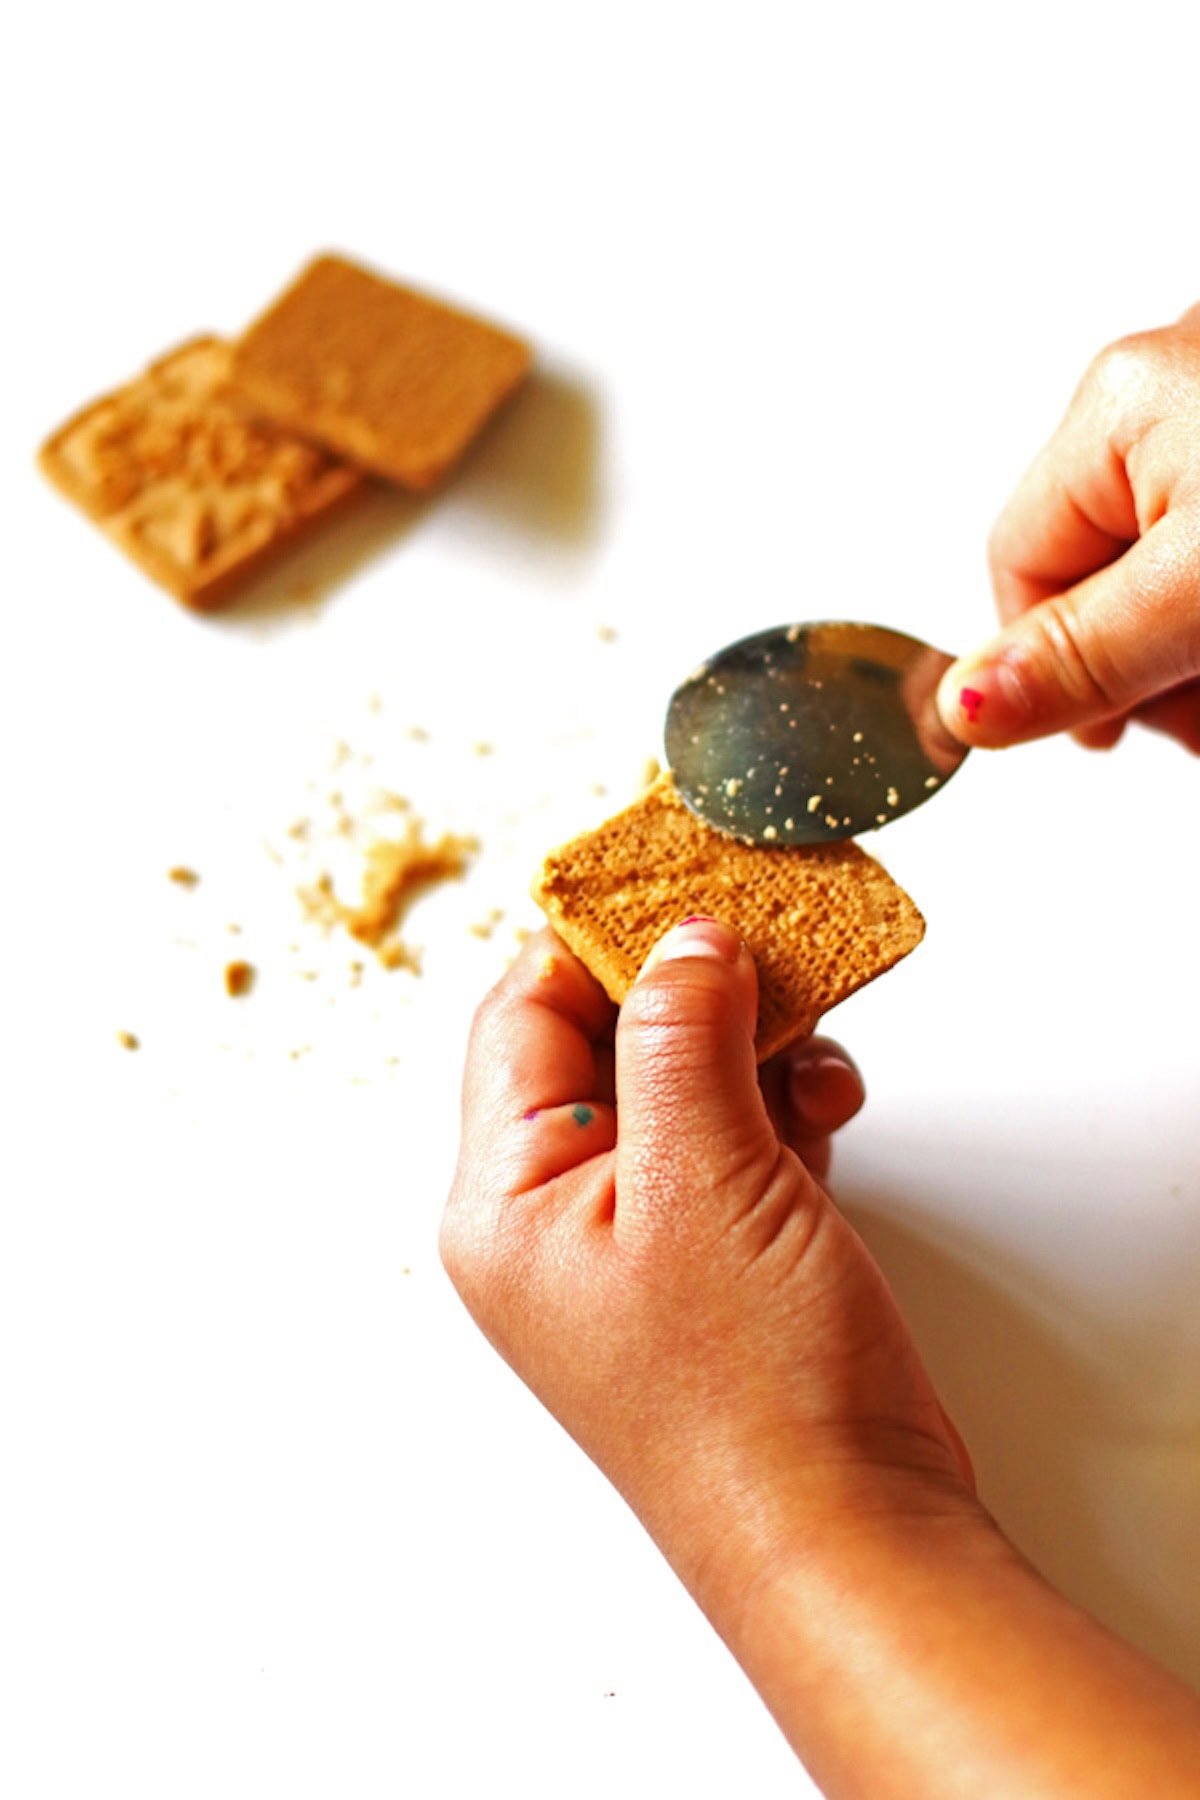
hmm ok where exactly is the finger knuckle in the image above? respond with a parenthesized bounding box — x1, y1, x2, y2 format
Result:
(1083, 332, 1174, 447)
(1088, 330, 1157, 396)
(986, 510, 1015, 574)
(437, 1197, 476, 1292)
(619, 973, 741, 1075)
(1023, 597, 1124, 711)
(468, 982, 507, 1048)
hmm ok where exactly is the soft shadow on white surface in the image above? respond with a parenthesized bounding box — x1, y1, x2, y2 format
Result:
(450, 366, 604, 549)
(209, 367, 603, 627)
(839, 1156, 1200, 1691)
(220, 482, 429, 623)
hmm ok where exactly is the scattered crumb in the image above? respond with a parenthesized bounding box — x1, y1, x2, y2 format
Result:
(876, 812, 888, 825)
(763, 824, 778, 841)
(806, 795, 822, 814)
(596, 624, 618, 643)
(168, 866, 199, 887)
(378, 940, 422, 973)
(401, 1265, 412, 1276)
(639, 756, 662, 792)
(367, 693, 383, 714)
(365, 789, 411, 816)
(924, 775, 939, 789)
(331, 739, 353, 769)
(224, 960, 256, 997)
(288, 1046, 312, 1060)
(349, 960, 365, 987)
(538, 953, 558, 981)
(591, 783, 608, 797)
(886, 786, 900, 807)
(286, 819, 311, 841)
(852, 731, 864, 744)
(406, 725, 429, 742)
(824, 814, 839, 829)
(468, 908, 505, 940)
(724, 777, 744, 798)
(301, 821, 476, 970)
(116, 1030, 140, 1051)
(514, 926, 532, 945)
(473, 741, 494, 757)
(228, 923, 243, 935)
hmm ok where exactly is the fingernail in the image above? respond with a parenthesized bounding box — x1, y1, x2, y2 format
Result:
(788, 1052, 864, 1133)
(640, 915, 742, 976)
(937, 650, 1035, 741)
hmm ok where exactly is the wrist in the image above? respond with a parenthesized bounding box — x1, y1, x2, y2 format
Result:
(676, 1473, 1200, 1798)
(634, 1435, 990, 1648)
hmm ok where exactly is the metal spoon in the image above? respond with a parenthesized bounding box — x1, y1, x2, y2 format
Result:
(664, 621, 969, 847)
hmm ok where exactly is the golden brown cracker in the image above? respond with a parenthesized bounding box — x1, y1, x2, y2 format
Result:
(532, 774, 925, 1060)
(38, 338, 364, 609)
(231, 255, 531, 491)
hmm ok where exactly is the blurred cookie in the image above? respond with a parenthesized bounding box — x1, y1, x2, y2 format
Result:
(38, 337, 363, 609)
(232, 254, 531, 491)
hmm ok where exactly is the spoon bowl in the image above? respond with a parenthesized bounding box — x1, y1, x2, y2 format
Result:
(665, 621, 968, 847)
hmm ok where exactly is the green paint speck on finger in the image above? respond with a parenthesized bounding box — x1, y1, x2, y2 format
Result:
(571, 1103, 594, 1128)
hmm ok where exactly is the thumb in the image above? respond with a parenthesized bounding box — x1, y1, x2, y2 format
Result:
(615, 916, 778, 1224)
(936, 518, 1200, 747)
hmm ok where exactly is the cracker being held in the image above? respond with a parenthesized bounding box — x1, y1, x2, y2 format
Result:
(532, 773, 925, 1060)
(38, 338, 364, 609)
(232, 254, 531, 491)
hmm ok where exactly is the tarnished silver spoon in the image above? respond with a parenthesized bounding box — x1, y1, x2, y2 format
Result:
(665, 621, 968, 847)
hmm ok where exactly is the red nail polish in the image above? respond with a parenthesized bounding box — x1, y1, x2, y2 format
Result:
(522, 1107, 540, 1121)
(960, 686, 985, 723)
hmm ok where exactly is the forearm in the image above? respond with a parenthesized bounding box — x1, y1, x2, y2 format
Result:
(686, 1489, 1200, 1797)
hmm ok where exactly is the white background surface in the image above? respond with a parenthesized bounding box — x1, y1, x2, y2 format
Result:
(4, 3, 1199, 1794)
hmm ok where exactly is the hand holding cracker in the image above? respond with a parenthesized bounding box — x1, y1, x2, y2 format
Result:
(442, 917, 969, 1546)
(938, 303, 1200, 755)
(443, 922, 1200, 1795)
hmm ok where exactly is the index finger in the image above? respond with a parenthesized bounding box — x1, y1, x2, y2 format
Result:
(988, 399, 1137, 626)
(462, 927, 616, 1126)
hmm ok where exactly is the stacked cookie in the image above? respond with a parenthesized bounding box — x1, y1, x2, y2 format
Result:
(38, 255, 531, 609)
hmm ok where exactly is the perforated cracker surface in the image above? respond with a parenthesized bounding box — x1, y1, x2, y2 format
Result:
(533, 774, 925, 1059)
